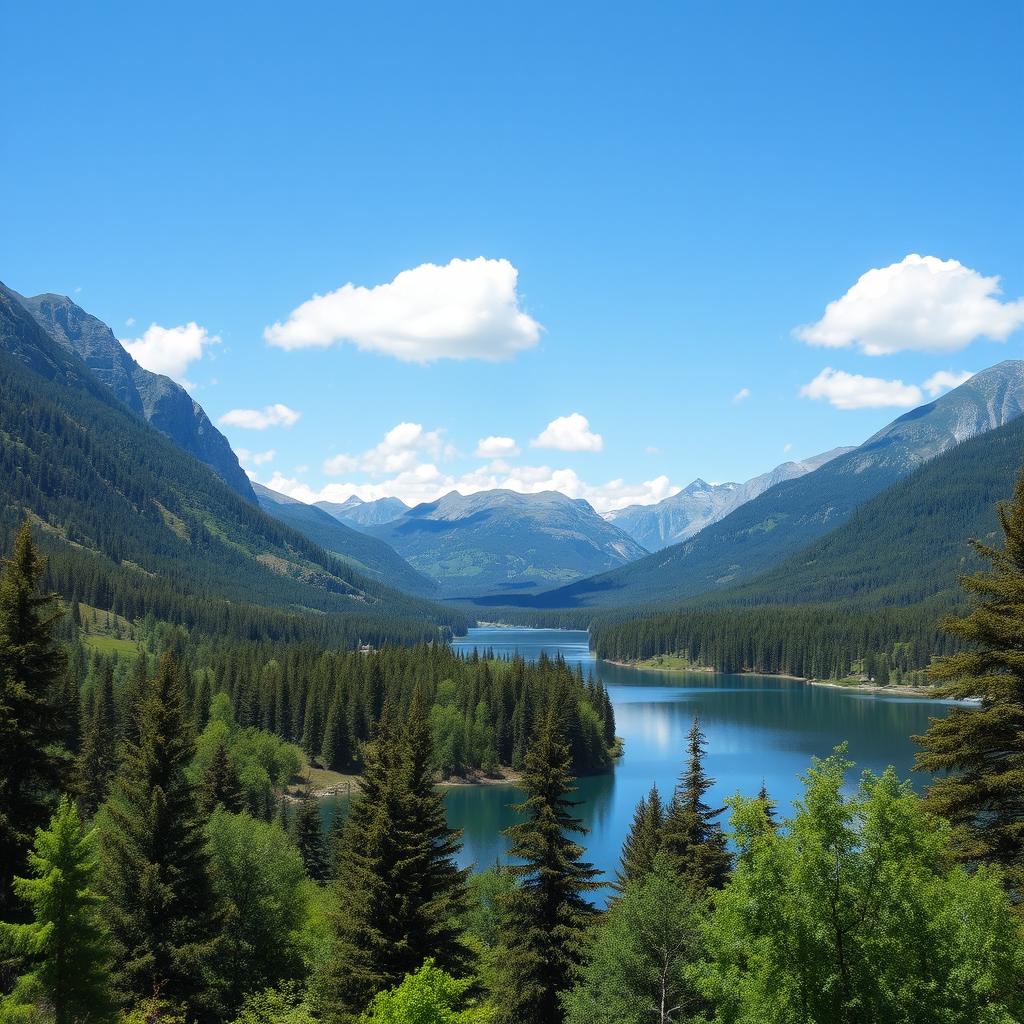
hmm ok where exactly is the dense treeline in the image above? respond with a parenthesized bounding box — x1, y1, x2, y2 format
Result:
(590, 601, 958, 680)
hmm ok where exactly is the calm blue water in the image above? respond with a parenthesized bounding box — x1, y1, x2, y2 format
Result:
(444, 627, 954, 892)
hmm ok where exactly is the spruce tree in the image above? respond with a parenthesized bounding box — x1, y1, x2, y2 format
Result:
(325, 690, 468, 1021)
(292, 793, 329, 882)
(98, 653, 224, 1019)
(493, 708, 600, 1024)
(199, 739, 246, 815)
(914, 469, 1024, 891)
(0, 797, 114, 1024)
(0, 520, 70, 920)
(614, 783, 665, 894)
(76, 662, 119, 819)
(662, 717, 731, 890)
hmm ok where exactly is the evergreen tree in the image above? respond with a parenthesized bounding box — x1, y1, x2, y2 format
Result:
(98, 653, 224, 1020)
(915, 469, 1024, 891)
(662, 717, 730, 890)
(614, 784, 665, 894)
(292, 793, 329, 882)
(325, 690, 468, 1021)
(75, 662, 119, 818)
(0, 520, 69, 920)
(200, 739, 246, 815)
(320, 692, 350, 771)
(493, 709, 600, 1024)
(0, 797, 114, 1024)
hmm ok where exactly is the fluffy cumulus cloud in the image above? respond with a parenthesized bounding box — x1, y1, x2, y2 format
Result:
(530, 413, 603, 452)
(475, 435, 521, 459)
(219, 404, 301, 430)
(263, 257, 542, 363)
(323, 422, 452, 477)
(121, 322, 219, 386)
(236, 448, 276, 467)
(923, 369, 974, 397)
(794, 254, 1024, 355)
(800, 368, 923, 410)
(733, 387, 751, 403)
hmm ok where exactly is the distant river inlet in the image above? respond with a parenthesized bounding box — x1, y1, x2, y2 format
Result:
(326, 627, 955, 898)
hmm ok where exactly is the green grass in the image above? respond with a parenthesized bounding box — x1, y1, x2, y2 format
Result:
(83, 634, 141, 656)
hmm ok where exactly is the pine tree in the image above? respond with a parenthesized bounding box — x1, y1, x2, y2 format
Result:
(321, 691, 350, 771)
(76, 661, 119, 818)
(0, 797, 114, 1024)
(98, 653, 224, 1019)
(662, 717, 731, 890)
(0, 520, 70, 920)
(614, 783, 665, 894)
(493, 709, 600, 1024)
(292, 793, 329, 882)
(914, 469, 1024, 891)
(199, 739, 246, 815)
(757, 780, 778, 831)
(325, 690, 469, 1021)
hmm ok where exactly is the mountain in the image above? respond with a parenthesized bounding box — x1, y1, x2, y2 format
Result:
(317, 495, 409, 529)
(252, 483, 436, 597)
(0, 284, 464, 645)
(364, 489, 649, 599)
(524, 361, 1024, 609)
(605, 448, 853, 551)
(11, 288, 255, 503)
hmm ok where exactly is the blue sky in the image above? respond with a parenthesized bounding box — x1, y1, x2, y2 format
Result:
(3, 1, 1022, 511)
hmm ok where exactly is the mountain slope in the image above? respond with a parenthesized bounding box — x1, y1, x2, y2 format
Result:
(605, 447, 853, 550)
(0, 287, 464, 644)
(365, 489, 648, 598)
(252, 483, 435, 597)
(317, 495, 409, 529)
(529, 361, 1024, 609)
(12, 288, 255, 502)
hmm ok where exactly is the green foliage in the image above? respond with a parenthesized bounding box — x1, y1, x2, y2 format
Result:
(563, 854, 707, 1024)
(461, 867, 516, 950)
(228, 984, 316, 1024)
(662, 717, 730, 890)
(325, 690, 470, 1021)
(703, 750, 1024, 1024)
(614, 783, 665, 893)
(361, 960, 491, 1024)
(0, 521, 69, 920)
(201, 741, 247, 815)
(492, 711, 600, 1024)
(75, 661, 119, 817)
(291, 796, 329, 883)
(97, 653, 225, 1019)
(0, 797, 114, 1024)
(206, 810, 309, 1012)
(915, 468, 1024, 893)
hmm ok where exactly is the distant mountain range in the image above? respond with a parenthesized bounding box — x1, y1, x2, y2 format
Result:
(317, 495, 409, 529)
(0, 281, 464, 644)
(505, 360, 1024, 609)
(604, 448, 853, 551)
(9, 288, 256, 503)
(253, 483, 435, 596)
(363, 489, 648, 599)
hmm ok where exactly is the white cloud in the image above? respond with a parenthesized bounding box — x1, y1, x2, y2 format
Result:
(323, 422, 452, 477)
(783, 443, 793, 453)
(219, 404, 301, 430)
(121, 322, 220, 386)
(645, 446, 660, 455)
(795, 254, 1024, 355)
(800, 368, 923, 410)
(530, 413, 603, 452)
(264, 257, 542, 363)
(125, 317, 135, 327)
(923, 369, 974, 397)
(236, 448, 276, 467)
(733, 387, 751, 403)
(475, 436, 521, 459)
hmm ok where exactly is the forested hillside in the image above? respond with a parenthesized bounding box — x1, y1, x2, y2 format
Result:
(0, 288, 465, 646)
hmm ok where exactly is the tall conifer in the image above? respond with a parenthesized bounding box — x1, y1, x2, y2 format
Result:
(614, 783, 665, 893)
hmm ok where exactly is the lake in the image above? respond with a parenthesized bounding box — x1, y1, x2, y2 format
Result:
(441, 626, 954, 894)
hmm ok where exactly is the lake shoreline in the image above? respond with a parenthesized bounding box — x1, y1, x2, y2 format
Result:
(602, 657, 935, 697)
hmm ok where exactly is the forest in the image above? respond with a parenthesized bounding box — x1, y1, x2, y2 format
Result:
(3, 467, 1024, 1023)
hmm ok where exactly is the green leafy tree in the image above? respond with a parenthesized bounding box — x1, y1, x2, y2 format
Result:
(703, 750, 1024, 1024)
(492, 710, 600, 1024)
(206, 809, 309, 1013)
(914, 469, 1024, 891)
(0, 521, 69, 919)
(324, 689, 469, 1020)
(362, 960, 491, 1024)
(98, 653, 224, 1020)
(0, 797, 114, 1024)
(563, 854, 706, 1024)
(614, 784, 665, 893)
(662, 717, 730, 890)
